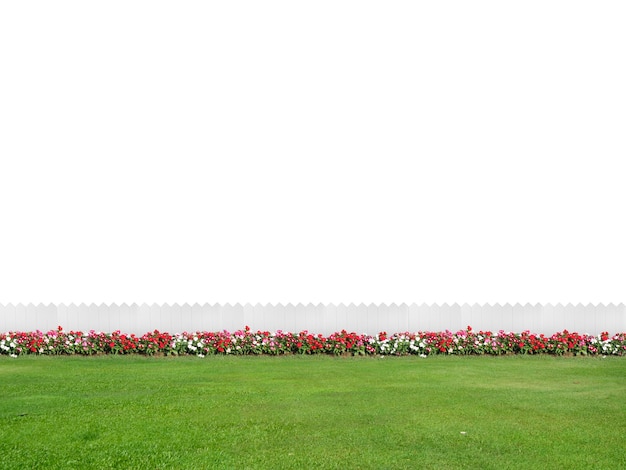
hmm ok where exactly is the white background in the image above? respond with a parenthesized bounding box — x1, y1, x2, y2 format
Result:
(1, 1, 624, 305)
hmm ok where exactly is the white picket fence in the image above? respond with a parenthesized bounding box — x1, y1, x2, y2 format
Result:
(1, 303, 625, 336)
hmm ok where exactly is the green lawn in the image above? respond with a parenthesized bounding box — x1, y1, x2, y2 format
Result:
(1, 355, 624, 469)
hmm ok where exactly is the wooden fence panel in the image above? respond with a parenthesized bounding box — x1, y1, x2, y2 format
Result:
(1, 303, 624, 335)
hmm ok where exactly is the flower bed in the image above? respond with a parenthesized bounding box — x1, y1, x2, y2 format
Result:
(1, 326, 625, 358)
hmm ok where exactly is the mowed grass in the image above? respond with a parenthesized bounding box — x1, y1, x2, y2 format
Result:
(1, 355, 624, 469)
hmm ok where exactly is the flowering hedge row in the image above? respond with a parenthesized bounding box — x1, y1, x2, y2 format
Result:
(2, 326, 626, 358)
